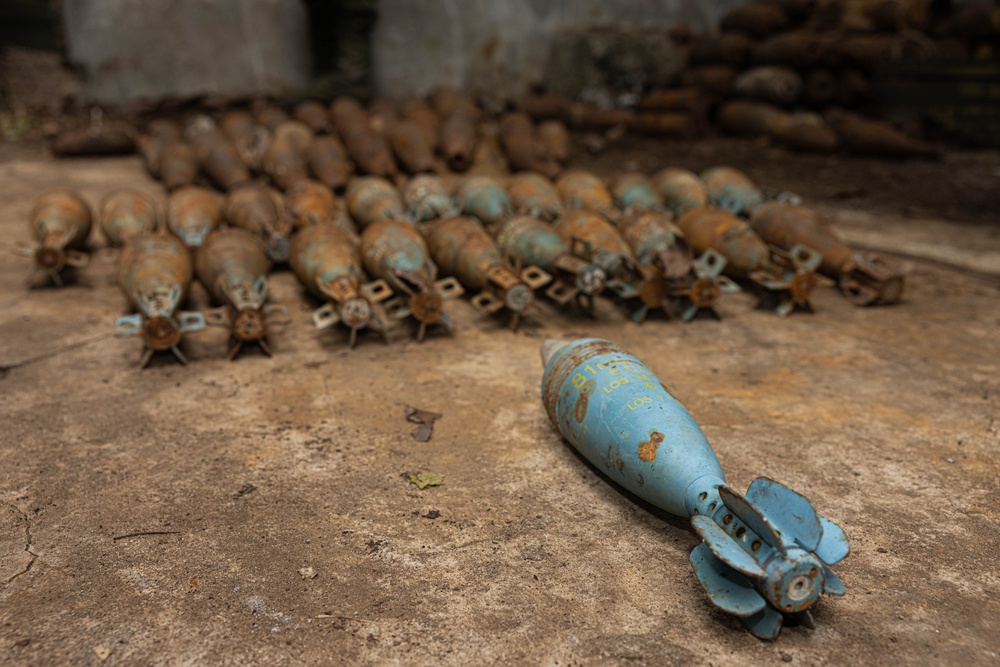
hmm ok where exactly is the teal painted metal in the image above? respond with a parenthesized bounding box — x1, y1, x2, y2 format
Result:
(455, 175, 513, 228)
(701, 166, 764, 215)
(507, 171, 562, 221)
(611, 173, 664, 212)
(403, 175, 458, 222)
(115, 233, 206, 367)
(494, 214, 605, 313)
(194, 228, 276, 359)
(541, 338, 849, 640)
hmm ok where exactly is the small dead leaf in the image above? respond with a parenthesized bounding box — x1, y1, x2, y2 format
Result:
(407, 472, 444, 489)
(298, 567, 317, 580)
(189, 577, 198, 587)
(93, 645, 111, 661)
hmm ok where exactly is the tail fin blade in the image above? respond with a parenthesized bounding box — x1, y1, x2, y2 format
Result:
(689, 543, 767, 618)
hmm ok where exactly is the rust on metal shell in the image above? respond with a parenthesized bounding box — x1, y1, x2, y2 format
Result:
(101, 190, 158, 247)
(225, 184, 293, 262)
(159, 142, 198, 191)
(388, 120, 437, 174)
(285, 179, 354, 235)
(440, 113, 477, 172)
(294, 100, 332, 134)
(507, 172, 562, 221)
(289, 223, 364, 301)
(307, 135, 352, 193)
(556, 170, 617, 217)
(117, 233, 193, 349)
(346, 177, 406, 229)
(166, 186, 222, 248)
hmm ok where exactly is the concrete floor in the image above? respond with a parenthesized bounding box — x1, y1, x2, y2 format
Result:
(1, 145, 999, 666)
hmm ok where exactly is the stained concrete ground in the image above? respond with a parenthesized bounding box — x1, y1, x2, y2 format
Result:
(1, 137, 998, 666)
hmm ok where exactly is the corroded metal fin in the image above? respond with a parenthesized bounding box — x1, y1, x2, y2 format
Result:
(792, 609, 816, 630)
(313, 303, 341, 330)
(740, 604, 784, 640)
(718, 486, 786, 556)
(689, 543, 767, 618)
(745, 477, 822, 552)
(692, 249, 727, 280)
(177, 311, 207, 334)
(815, 516, 851, 567)
(115, 314, 143, 337)
(821, 564, 845, 596)
(692, 515, 766, 579)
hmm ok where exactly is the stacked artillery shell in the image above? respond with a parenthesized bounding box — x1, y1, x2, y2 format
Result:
(553, 210, 637, 298)
(285, 180, 354, 236)
(423, 215, 550, 330)
(652, 168, 708, 215)
(51, 124, 135, 157)
(360, 219, 463, 341)
(25, 191, 93, 286)
(677, 206, 821, 316)
(290, 222, 392, 346)
(611, 173, 665, 212)
(138, 119, 181, 179)
(717, 100, 839, 152)
(100, 191, 158, 247)
(387, 118, 437, 174)
(346, 177, 406, 229)
(331, 97, 397, 177)
(494, 215, 606, 313)
(433, 89, 479, 172)
(399, 98, 442, 152)
(701, 166, 765, 216)
(225, 184, 293, 263)
(499, 112, 559, 178)
(115, 232, 205, 367)
(507, 172, 562, 221)
(220, 110, 269, 173)
(166, 186, 222, 248)
(537, 120, 570, 166)
(254, 104, 290, 133)
(733, 66, 803, 106)
(455, 176, 513, 229)
(187, 120, 251, 192)
(823, 109, 941, 158)
(263, 121, 314, 191)
(750, 201, 904, 306)
(294, 100, 332, 134)
(306, 135, 352, 193)
(556, 170, 618, 219)
(403, 175, 457, 223)
(195, 228, 274, 358)
(617, 209, 736, 322)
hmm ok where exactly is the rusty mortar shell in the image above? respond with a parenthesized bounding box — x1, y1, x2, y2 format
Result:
(701, 166, 764, 215)
(455, 175, 513, 228)
(100, 190, 158, 247)
(138, 119, 181, 178)
(823, 109, 941, 158)
(567, 104, 636, 131)
(194, 227, 274, 357)
(652, 168, 707, 215)
(360, 219, 463, 340)
(556, 170, 618, 219)
(751, 30, 833, 69)
(750, 201, 903, 306)
(367, 98, 399, 139)
(400, 98, 442, 143)
(631, 112, 700, 138)
(429, 87, 480, 120)
(440, 112, 477, 172)
(307, 135, 352, 193)
(159, 141, 199, 192)
(192, 133, 251, 192)
(720, 2, 789, 37)
(115, 232, 204, 366)
(423, 216, 549, 329)
(553, 209, 636, 285)
(294, 100, 332, 134)
(263, 121, 314, 191)
(499, 112, 557, 177)
(734, 66, 803, 106)
(26, 191, 93, 284)
(330, 97, 368, 133)
(290, 222, 392, 345)
(388, 120, 437, 174)
(332, 100, 398, 177)
(638, 88, 708, 114)
(254, 104, 290, 133)
(612, 173, 665, 212)
(166, 186, 222, 248)
(220, 110, 269, 173)
(617, 209, 692, 281)
(346, 176, 406, 229)
(225, 184, 293, 263)
(678, 206, 820, 315)
(495, 215, 606, 310)
(285, 179, 355, 236)
(51, 124, 135, 157)
(403, 175, 457, 222)
(507, 171, 562, 221)
(537, 119, 570, 165)
(717, 99, 788, 137)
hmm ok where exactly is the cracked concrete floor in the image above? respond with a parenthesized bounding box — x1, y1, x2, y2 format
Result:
(1, 142, 999, 666)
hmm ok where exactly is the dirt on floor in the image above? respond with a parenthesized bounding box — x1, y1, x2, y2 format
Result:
(0, 137, 998, 666)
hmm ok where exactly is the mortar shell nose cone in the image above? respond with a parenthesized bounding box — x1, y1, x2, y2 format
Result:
(540, 338, 570, 367)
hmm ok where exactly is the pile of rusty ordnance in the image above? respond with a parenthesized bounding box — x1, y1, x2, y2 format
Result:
(23, 91, 904, 367)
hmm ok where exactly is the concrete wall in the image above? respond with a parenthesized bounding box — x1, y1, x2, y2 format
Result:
(371, 0, 744, 101)
(62, 0, 311, 104)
